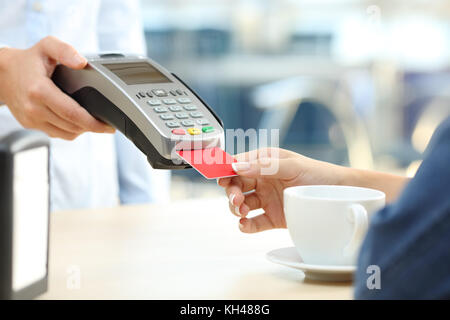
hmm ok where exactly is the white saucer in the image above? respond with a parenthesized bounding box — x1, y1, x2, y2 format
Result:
(266, 247, 355, 282)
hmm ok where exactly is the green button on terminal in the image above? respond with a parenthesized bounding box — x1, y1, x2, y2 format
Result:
(202, 126, 214, 133)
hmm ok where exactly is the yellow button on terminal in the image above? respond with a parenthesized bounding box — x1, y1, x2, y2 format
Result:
(187, 128, 202, 135)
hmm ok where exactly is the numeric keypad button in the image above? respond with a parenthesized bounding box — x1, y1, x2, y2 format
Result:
(175, 113, 189, 119)
(154, 107, 168, 113)
(183, 105, 197, 111)
(160, 114, 174, 120)
(166, 121, 180, 128)
(147, 99, 162, 106)
(190, 112, 203, 118)
(177, 97, 192, 104)
(169, 106, 182, 112)
(181, 120, 194, 127)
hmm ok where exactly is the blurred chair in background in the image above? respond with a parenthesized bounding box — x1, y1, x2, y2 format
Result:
(252, 75, 374, 170)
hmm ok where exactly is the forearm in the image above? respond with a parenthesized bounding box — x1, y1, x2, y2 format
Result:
(343, 167, 409, 203)
(0, 46, 9, 103)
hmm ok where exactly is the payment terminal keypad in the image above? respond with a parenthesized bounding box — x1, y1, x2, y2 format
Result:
(145, 88, 215, 135)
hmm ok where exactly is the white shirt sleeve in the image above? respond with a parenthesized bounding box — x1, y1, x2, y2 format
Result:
(97, 0, 146, 55)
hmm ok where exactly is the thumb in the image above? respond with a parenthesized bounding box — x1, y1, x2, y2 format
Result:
(37, 36, 87, 69)
(232, 158, 301, 180)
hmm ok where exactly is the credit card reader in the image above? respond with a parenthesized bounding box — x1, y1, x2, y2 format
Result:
(52, 53, 224, 169)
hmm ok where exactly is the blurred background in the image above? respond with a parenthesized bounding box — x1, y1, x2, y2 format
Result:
(138, 0, 450, 200)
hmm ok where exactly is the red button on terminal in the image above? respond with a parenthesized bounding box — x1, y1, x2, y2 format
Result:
(172, 129, 186, 135)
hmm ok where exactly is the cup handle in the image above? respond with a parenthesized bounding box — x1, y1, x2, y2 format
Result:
(343, 203, 369, 258)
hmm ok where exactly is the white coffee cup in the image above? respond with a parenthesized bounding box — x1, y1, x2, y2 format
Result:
(284, 185, 385, 266)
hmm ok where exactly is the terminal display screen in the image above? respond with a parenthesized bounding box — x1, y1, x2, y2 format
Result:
(103, 62, 172, 85)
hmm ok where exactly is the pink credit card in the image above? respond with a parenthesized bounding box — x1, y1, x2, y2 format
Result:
(176, 147, 237, 179)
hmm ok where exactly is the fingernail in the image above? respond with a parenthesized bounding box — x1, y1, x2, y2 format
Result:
(232, 162, 250, 172)
(229, 193, 236, 206)
(216, 178, 221, 185)
(73, 54, 87, 65)
(235, 206, 241, 216)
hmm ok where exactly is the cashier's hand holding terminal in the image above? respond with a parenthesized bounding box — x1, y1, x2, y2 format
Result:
(0, 36, 115, 140)
(218, 147, 408, 234)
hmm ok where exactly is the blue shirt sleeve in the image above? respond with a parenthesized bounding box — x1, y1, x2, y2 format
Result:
(355, 117, 450, 299)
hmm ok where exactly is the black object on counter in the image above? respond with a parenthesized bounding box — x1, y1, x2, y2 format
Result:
(0, 130, 50, 300)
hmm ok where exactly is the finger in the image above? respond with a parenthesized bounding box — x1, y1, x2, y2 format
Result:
(228, 193, 255, 218)
(37, 36, 87, 69)
(227, 175, 256, 194)
(218, 171, 256, 190)
(236, 203, 251, 218)
(242, 192, 261, 211)
(235, 191, 261, 217)
(228, 201, 242, 218)
(225, 183, 245, 208)
(232, 158, 300, 180)
(239, 214, 275, 234)
(217, 177, 232, 187)
(225, 175, 259, 207)
(40, 105, 84, 134)
(41, 122, 80, 140)
(36, 78, 115, 133)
